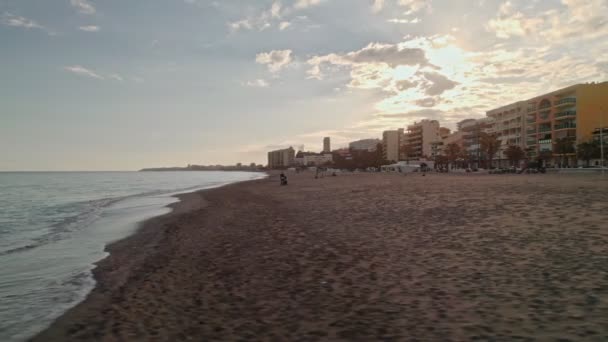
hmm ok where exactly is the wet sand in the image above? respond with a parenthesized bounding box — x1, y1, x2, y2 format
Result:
(34, 172, 608, 341)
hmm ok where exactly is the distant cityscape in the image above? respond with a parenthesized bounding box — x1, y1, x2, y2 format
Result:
(268, 81, 608, 170)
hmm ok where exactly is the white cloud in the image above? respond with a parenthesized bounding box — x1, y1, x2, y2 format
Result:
(79, 25, 100, 32)
(70, 0, 96, 14)
(108, 74, 124, 81)
(256, 50, 293, 73)
(371, 0, 385, 13)
(229, 0, 323, 32)
(64, 65, 104, 79)
(271, 2, 282, 18)
(398, 0, 431, 15)
(63, 66, 126, 82)
(294, 0, 322, 9)
(387, 17, 420, 24)
(307, 42, 429, 80)
(243, 79, 270, 87)
(1, 12, 52, 34)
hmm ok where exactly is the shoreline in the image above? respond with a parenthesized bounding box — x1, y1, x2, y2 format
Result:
(33, 172, 608, 340)
(32, 175, 270, 341)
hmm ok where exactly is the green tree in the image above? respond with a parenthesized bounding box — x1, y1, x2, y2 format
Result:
(480, 132, 501, 168)
(504, 145, 525, 167)
(554, 137, 575, 167)
(577, 141, 600, 167)
(445, 143, 461, 170)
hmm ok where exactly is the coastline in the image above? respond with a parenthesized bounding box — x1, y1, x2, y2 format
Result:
(33, 172, 608, 341)
(31, 175, 270, 341)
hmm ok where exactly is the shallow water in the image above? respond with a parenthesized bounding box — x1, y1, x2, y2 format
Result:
(0, 171, 265, 341)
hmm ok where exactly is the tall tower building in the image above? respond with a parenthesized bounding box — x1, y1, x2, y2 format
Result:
(323, 137, 331, 153)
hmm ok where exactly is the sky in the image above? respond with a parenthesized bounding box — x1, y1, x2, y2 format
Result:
(1, 0, 607, 170)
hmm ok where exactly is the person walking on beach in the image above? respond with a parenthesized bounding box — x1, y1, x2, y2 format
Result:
(280, 173, 288, 186)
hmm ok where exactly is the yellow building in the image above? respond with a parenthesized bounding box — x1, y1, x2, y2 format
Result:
(522, 82, 608, 166)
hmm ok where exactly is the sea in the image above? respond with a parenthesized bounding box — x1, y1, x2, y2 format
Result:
(0, 171, 266, 341)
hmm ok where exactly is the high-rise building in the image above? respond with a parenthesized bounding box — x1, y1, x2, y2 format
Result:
(349, 139, 381, 151)
(323, 137, 331, 153)
(487, 81, 608, 167)
(406, 119, 441, 159)
(486, 101, 527, 167)
(382, 129, 403, 162)
(525, 82, 608, 166)
(267, 147, 295, 169)
(457, 118, 494, 168)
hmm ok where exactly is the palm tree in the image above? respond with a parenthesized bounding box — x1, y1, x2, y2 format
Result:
(504, 145, 525, 167)
(554, 137, 575, 167)
(480, 132, 501, 169)
(445, 143, 461, 170)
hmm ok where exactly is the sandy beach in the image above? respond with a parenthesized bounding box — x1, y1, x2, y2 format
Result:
(33, 172, 608, 341)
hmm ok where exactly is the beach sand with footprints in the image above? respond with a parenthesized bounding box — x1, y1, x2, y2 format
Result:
(35, 172, 608, 341)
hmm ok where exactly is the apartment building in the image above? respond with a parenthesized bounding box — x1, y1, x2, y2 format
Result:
(457, 118, 494, 168)
(382, 129, 404, 162)
(406, 120, 441, 159)
(323, 137, 331, 153)
(523, 82, 608, 166)
(486, 101, 527, 167)
(349, 139, 381, 151)
(267, 147, 295, 168)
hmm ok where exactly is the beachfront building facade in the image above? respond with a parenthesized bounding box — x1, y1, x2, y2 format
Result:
(430, 131, 464, 160)
(522, 82, 608, 166)
(267, 147, 295, 169)
(405, 120, 441, 160)
(323, 137, 331, 153)
(486, 101, 527, 168)
(349, 139, 381, 152)
(457, 118, 494, 168)
(382, 129, 404, 162)
(295, 151, 333, 166)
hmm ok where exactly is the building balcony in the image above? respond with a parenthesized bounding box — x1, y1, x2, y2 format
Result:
(526, 118, 536, 124)
(539, 127, 552, 133)
(526, 140, 537, 146)
(555, 110, 576, 119)
(527, 107, 536, 113)
(527, 129, 536, 135)
(555, 97, 576, 107)
(554, 123, 577, 130)
(539, 103, 552, 110)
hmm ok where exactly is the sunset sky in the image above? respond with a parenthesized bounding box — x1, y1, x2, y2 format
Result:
(1, 0, 607, 170)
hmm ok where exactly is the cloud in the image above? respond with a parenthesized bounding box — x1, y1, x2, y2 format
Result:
(1, 12, 52, 34)
(64, 65, 104, 79)
(371, 0, 385, 13)
(70, 0, 96, 15)
(243, 79, 270, 87)
(415, 97, 440, 107)
(63, 66, 126, 81)
(487, 0, 608, 40)
(306, 42, 428, 81)
(294, 0, 322, 9)
(256, 50, 293, 73)
(387, 18, 420, 24)
(108, 74, 124, 81)
(229, 0, 323, 32)
(79, 25, 100, 32)
(398, 0, 431, 15)
(420, 71, 458, 96)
